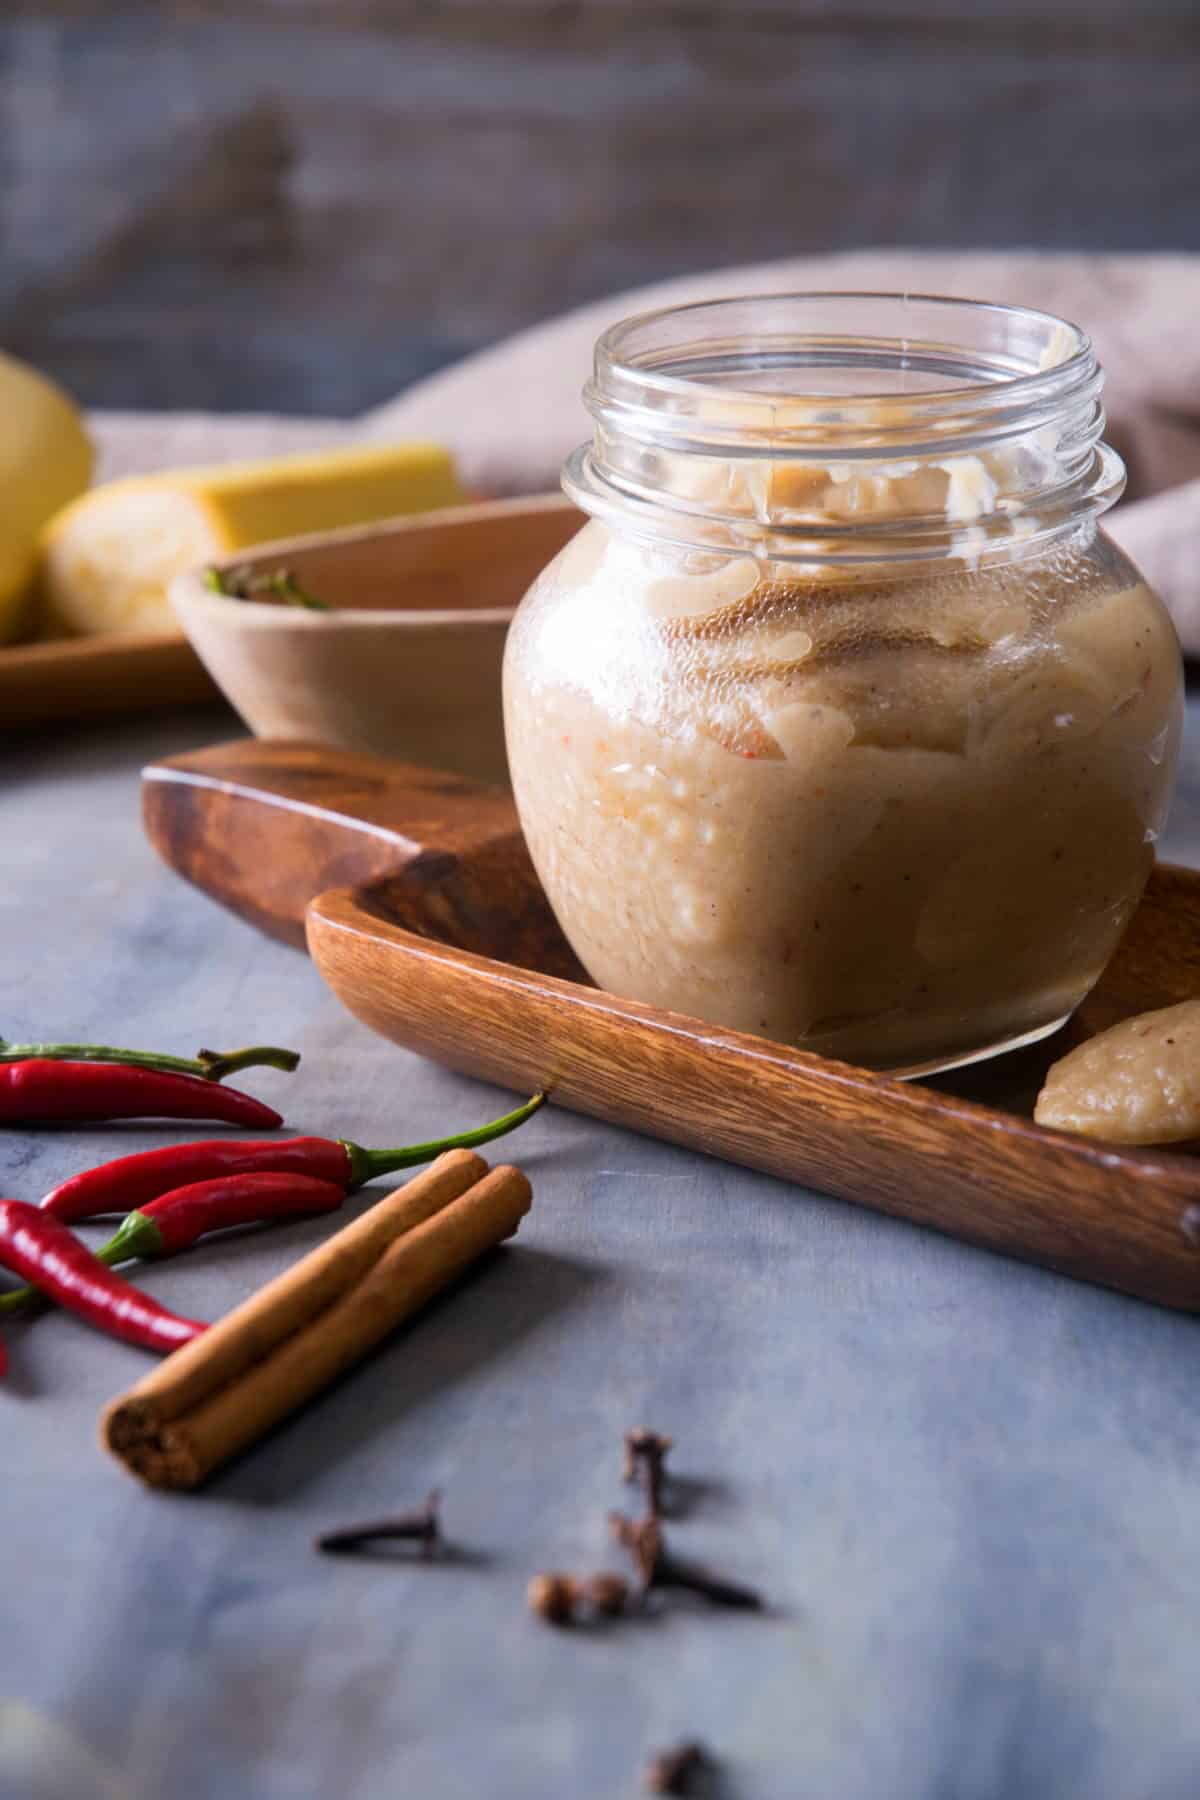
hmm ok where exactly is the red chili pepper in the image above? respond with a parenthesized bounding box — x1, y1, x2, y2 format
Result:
(43, 1136, 349, 1220)
(1, 1174, 347, 1316)
(0, 1061, 283, 1128)
(40, 1092, 546, 1221)
(0, 1200, 206, 1353)
(110, 1173, 347, 1259)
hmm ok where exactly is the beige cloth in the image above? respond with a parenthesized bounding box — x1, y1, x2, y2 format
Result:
(92, 250, 1200, 650)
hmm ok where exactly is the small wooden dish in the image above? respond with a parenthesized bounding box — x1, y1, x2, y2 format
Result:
(169, 494, 582, 784)
(145, 739, 1200, 1315)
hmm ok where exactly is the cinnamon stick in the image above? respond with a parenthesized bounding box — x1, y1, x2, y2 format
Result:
(107, 1147, 487, 1436)
(101, 1150, 531, 1490)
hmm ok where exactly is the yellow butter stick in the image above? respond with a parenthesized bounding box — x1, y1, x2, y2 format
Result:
(38, 441, 462, 637)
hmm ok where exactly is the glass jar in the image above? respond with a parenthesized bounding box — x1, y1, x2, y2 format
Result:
(503, 295, 1183, 1074)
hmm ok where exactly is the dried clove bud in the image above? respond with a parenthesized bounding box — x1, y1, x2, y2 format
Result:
(527, 1572, 577, 1625)
(582, 1572, 630, 1617)
(315, 1490, 442, 1557)
(527, 1570, 630, 1626)
(624, 1428, 674, 1515)
(609, 1511, 762, 1611)
(643, 1740, 709, 1793)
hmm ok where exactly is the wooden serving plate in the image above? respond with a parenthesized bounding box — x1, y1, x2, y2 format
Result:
(144, 740, 1200, 1313)
(0, 630, 216, 730)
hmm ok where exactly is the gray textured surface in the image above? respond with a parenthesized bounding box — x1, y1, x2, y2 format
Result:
(5, 701, 1200, 1800)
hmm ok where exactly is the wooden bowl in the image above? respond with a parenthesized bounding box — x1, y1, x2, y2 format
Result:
(169, 494, 583, 784)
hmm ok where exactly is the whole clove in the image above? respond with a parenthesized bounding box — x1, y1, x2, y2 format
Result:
(527, 1571, 577, 1625)
(527, 1570, 630, 1625)
(583, 1572, 630, 1617)
(609, 1511, 762, 1611)
(624, 1428, 673, 1515)
(643, 1740, 709, 1794)
(315, 1490, 442, 1557)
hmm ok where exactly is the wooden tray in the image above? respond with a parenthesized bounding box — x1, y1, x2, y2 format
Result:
(1, 631, 217, 730)
(144, 739, 1200, 1314)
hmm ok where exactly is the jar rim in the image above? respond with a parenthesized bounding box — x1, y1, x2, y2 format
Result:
(568, 289, 1122, 564)
(591, 291, 1094, 429)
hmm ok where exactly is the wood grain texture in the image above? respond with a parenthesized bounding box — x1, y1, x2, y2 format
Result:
(0, 631, 216, 730)
(3, 3, 1197, 412)
(144, 737, 1200, 1311)
(307, 881, 1200, 1311)
(143, 740, 523, 948)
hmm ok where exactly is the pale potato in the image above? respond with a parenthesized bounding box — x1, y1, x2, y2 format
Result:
(1035, 999, 1200, 1144)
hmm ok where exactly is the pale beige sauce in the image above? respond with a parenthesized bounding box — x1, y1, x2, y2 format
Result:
(504, 522, 1181, 1069)
(1036, 1000, 1200, 1144)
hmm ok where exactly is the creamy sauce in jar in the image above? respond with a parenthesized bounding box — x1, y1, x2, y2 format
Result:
(503, 296, 1184, 1071)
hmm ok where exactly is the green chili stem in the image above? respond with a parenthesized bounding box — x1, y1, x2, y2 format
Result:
(96, 1212, 162, 1265)
(0, 1211, 158, 1315)
(0, 1041, 300, 1081)
(343, 1092, 547, 1188)
(0, 1283, 39, 1315)
(193, 1046, 302, 1080)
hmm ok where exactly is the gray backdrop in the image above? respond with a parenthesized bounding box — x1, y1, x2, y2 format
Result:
(2, 1, 1197, 413)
